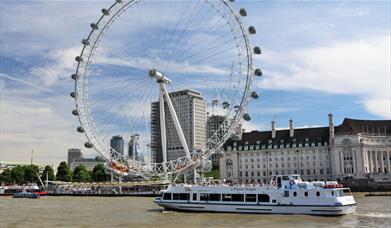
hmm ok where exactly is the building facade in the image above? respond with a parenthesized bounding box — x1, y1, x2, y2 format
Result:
(151, 89, 206, 163)
(67, 148, 104, 171)
(67, 148, 82, 167)
(110, 135, 124, 157)
(220, 115, 391, 183)
(207, 115, 229, 164)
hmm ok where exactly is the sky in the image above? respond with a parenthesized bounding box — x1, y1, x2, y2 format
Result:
(0, 0, 390, 166)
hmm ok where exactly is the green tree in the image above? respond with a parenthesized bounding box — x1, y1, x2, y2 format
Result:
(204, 163, 220, 180)
(0, 169, 13, 184)
(56, 162, 72, 182)
(23, 165, 40, 183)
(73, 165, 90, 182)
(41, 165, 55, 181)
(91, 164, 108, 182)
(11, 166, 25, 184)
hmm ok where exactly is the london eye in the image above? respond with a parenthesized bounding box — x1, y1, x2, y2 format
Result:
(70, 0, 262, 177)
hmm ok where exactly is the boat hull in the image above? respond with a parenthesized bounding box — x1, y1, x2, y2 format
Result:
(154, 200, 356, 216)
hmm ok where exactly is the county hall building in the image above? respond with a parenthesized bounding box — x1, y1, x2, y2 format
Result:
(220, 114, 391, 183)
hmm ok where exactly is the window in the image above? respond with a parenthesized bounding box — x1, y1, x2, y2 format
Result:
(304, 192, 308, 197)
(245, 194, 256, 202)
(179, 193, 190, 201)
(222, 194, 232, 201)
(173, 193, 180, 200)
(193, 193, 197, 201)
(163, 193, 171, 200)
(209, 194, 220, 201)
(293, 192, 297, 197)
(200, 193, 208, 201)
(284, 191, 289, 197)
(316, 192, 320, 197)
(307, 169, 311, 175)
(258, 194, 270, 202)
(232, 194, 244, 202)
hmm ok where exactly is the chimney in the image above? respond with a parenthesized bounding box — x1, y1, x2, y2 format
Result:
(289, 119, 294, 137)
(271, 120, 276, 139)
(328, 113, 335, 143)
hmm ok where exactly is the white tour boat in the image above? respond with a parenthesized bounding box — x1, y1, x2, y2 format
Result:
(154, 175, 356, 216)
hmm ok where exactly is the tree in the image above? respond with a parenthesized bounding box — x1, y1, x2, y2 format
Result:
(56, 162, 72, 182)
(204, 163, 220, 180)
(0, 169, 13, 184)
(73, 165, 90, 182)
(91, 164, 108, 182)
(23, 165, 40, 183)
(11, 166, 25, 184)
(41, 165, 55, 182)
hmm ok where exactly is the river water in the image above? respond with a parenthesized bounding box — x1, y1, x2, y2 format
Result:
(1, 194, 390, 227)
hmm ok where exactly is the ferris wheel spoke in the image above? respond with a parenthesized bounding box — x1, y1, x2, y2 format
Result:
(163, 6, 221, 67)
(159, 0, 205, 62)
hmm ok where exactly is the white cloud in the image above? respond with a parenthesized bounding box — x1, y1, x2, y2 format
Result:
(0, 86, 88, 167)
(257, 35, 391, 118)
(29, 46, 80, 86)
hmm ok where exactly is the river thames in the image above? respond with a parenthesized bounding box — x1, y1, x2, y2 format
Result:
(0, 194, 390, 227)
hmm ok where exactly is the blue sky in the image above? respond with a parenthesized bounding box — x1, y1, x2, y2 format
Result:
(0, 0, 390, 166)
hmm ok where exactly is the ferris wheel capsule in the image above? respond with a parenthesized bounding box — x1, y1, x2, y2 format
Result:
(77, 127, 84, 133)
(75, 56, 83, 62)
(239, 9, 247, 17)
(81, 39, 90, 46)
(254, 68, 263, 77)
(70, 92, 77, 98)
(254, 47, 262, 55)
(72, 110, 79, 116)
(101, 8, 110, 16)
(248, 26, 256, 34)
(251, 91, 259, 99)
(90, 23, 99, 30)
(71, 74, 79, 80)
(243, 113, 251, 121)
(84, 142, 93, 148)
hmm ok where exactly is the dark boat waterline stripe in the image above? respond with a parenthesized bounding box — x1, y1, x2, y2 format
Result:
(178, 206, 205, 209)
(312, 209, 343, 212)
(236, 208, 272, 211)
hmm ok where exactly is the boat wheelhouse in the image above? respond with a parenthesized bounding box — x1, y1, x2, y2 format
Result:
(154, 175, 356, 216)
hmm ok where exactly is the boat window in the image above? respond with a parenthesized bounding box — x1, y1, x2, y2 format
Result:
(193, 193, 197, 201)
(304, 192, 308, 197)
(232, 194, 244, 202)
(284, 191, 289, 197)
(173, 193, 180, 200)
(222, 194, 232, 201)
(245, 194, 256, 202)
(258, 194, 270, 202)
(293, 192, 297, 197)
(200, 193, 208, 201)
(316, 191, 320, 197)
(331, 191, 334, 196)
(179, 193, 190, 201)
(163, 193, 171, 200)
(209, 194, 221, 201)
(282, 176, 289, 181)
(272, 199, 277, 203)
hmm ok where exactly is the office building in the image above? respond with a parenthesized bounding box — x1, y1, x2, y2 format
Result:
(151, 89, 206, 163)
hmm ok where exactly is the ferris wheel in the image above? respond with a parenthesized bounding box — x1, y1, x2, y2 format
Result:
(70, 0, 262, 177)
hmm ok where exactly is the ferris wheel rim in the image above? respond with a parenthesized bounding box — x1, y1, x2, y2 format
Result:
(72, 0, 255, 176)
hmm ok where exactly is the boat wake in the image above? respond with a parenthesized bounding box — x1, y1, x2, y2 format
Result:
(356, 213, 391, 218)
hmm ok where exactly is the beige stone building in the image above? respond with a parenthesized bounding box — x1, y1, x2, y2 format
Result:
(220, 115, 391, 183)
